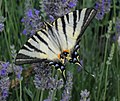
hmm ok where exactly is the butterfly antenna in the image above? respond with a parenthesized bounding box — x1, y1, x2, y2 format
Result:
(76, 61, 95, 78)
(62, 70, 66, 84)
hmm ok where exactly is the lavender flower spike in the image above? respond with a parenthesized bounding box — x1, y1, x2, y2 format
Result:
(80, 89, 90, 101)
(13, 65, 23, 80)
(0, 16, 5, 32)
(95, 0, 111, 20)
(0, 62, 10, 77)
(0, 77, 10, 101)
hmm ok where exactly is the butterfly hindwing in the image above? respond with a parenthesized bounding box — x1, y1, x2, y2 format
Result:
(15, 8, 97, 65)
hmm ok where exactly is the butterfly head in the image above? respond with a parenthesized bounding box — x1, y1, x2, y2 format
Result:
(58, 49, 71, 64)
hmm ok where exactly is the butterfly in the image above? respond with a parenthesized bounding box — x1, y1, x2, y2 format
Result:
(15, 8, 97, 79)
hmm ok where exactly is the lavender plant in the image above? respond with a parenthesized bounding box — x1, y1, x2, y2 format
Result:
(0, 16, 5, 32)
(10, 45, 17, 63)
(80, 89, 90, 101)
(0, 77, 10, 101)
(116, 18, 120, 35)
(21, 8, 43, 36)
(1, 0, 119, 101)
(60, 71, 73, 101)
(43, 0, 78, 20)
(116, 18, 120, 48)
(0, 62, 9, 77)
(95, 0, 111, 20)
(33, 63, 64, 90)
(0, 62, 10, 101)
(13, 65, 23, 80)
(21, 0, 78, 36)
(21, 0, 43, 36)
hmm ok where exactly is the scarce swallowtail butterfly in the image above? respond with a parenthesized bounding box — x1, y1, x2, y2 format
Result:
(15, 8, 97, 79)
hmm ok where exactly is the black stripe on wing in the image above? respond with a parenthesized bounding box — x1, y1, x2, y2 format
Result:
(31, 36, 38, 44)
(26, 42, 46, 54)
(65, 13, 69, 23)
(46, 22, 62, 51)
(73, 10, 77, 36)
(76, 8, 97, 43)
(78, 9, 82, 21)
(35, 32, 48, 46)
(55, 20, 58, 31)
(79, 8, 97, 38)
(38, 29, 57, 55)
(61, 16, 68, 43)
(15, 53, 47, 65)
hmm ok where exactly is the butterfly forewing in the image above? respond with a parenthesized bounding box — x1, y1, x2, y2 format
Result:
(15, 8, 97, 65)
(52, 8, 97, 51)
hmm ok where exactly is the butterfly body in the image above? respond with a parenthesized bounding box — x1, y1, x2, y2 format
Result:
(15, 8, 97, 78)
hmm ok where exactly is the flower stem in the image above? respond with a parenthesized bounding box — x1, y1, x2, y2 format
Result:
(20, 79, 22, 101)
(40, 89, 44, 101)
(97, 33, 109, 101)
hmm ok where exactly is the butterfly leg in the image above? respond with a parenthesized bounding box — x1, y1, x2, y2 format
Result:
(49, 62, 66, 81)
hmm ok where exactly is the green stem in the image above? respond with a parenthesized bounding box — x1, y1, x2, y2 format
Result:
(20, 79, 22, 101)
(103, 64, 109, 101)
(113, 0, 116, 22)
(117, 75, 120, 101)
(3, 29, 12, 61)
(12, 63, 19, 101)
(3, 0, 12, 61)
(113, 0, 119, 100)
(15, 82, 19, 101)
(52, 90, 57, 101)
(40, 89, 44, 101)
(97, 36, 109, 101)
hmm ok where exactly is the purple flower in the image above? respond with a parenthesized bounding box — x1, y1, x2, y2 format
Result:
(2, 89, 8, 98)
(22, 0, 78, 36)
(0, 68, 7, 77)
(68, 1, 76, 8)
(21, 8, 43, 36)
(44, 99, 52, 101)
(13, 65, 23, 80)
(61, 71, 73, 101)
(43, 0, 78, 19)
(116, 18, 120, 35)
(49, 15, 55, 22)
(118, 36, 120, 47)
(116, 18, 120, 46)
(22, 29, 28, 35)
(95, 2, 105, 20)
(80, 89, 90, 101)
(0, 77, 10, 90)
(95, 0, 111, 20)
(0, 23, 4, 32)
(34, 9, 40, 16)
(0, 62, 10, 100)
(33, 63, 64, 90)
(27, 9, 34, 18)
(0, 62, 9, 77)
(0, 77, 10, 100)
(103, 0, 111, 13)
(0, 16, 5, 32)
(62, 0, 67, 3)
(21, 18, 25, 23)
(1, 62, 9, 69)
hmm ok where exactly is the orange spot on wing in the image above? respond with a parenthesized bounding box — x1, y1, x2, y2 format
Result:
(58, 54, 61, 59)
(63, 49, 70, 53)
